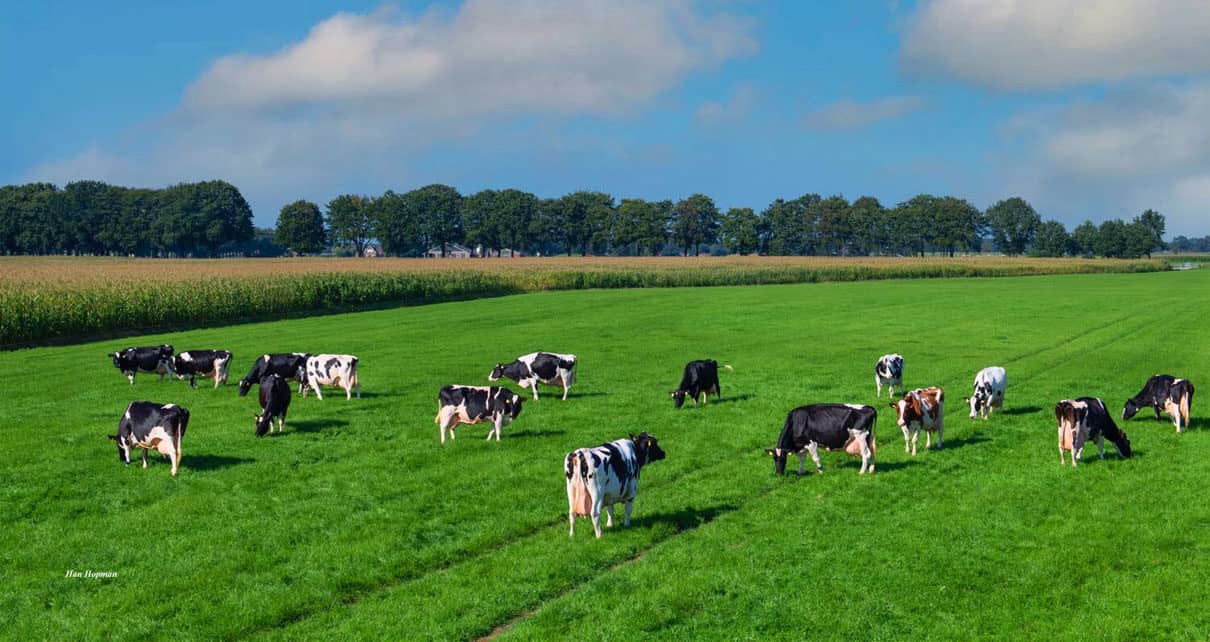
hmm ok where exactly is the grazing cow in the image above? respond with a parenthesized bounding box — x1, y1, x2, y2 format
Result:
(671, 360, 732, 408)
(764, 404, 877, 476)
(434, 385, 524, 443)
(1056, 397, 1132, 466)
(237, 353, 309, 397)
(565, 432, 666, 538)
(173, 350, 233, 389)
(1123, 374, 1195, 433)
(874, 354, 904, 397)
(890, 387, 944, 455)
(966, 366, 1007, 419)
(107, 401, 189, 477)
(254, 374, 291, 437)
(110, 345, 174, 384)
(300, 354, 360, 400)
(489, 352, 578, 400)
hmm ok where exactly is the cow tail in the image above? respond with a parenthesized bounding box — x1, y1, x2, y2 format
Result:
(870, 415, 877, 455)
(1181, 384, 1193, 426)
(175, 408, 190, 456)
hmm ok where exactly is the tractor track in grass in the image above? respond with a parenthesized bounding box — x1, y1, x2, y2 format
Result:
(244, 311, 1158, 640)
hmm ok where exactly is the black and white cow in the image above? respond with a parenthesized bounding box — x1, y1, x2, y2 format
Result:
(671, 359, 732, 408)
(254, 374, 291, 437)
(107, 401, 190, 477)
(874, 353, 903, 397)
(434, 385, 524, 443)
(1123, 374, 1196, 433)
(300, 354, 360, 400)
(237, 353, 309, 397)
(765, 404, 877, 475)
(1055, 397, 1132, 466)
(173, 350, 233, 389)
(110, 345, 174, 384)
(965, 366, 1007, 420)
(565, 432, 666, 538)
(489, 352, 577, 400)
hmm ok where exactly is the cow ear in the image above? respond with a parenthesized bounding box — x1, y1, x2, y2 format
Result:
(888, 402, 897, 408)
(107, 434, 118, 441)
(764, 448, 775, 456)
(629, 433, 636, 442)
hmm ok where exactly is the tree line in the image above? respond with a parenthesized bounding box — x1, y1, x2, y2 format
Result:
(0, 181, 256, 256)
(0, 179, 1175, 259)
(279, 187, 1169, 259)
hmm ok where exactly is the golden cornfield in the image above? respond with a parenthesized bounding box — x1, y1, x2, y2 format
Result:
(0, 255, 1167, 347)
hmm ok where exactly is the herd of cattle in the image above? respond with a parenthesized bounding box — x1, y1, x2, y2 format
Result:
(106, 345, 1196, 539)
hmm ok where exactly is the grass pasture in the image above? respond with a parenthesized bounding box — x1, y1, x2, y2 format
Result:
(2, 269, 1209, 640)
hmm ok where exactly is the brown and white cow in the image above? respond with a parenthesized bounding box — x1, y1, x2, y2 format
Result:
(1056, 397, 1132, 466)
(890, 387, 944, 455)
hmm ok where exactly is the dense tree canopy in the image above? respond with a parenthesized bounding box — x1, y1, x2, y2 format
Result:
(326, 195, 373, 256)
(275, 200, 326, 255)
(985, 197, 1040, 256)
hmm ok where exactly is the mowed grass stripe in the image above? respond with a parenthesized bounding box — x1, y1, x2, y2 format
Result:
(1, 270, 1206, 640)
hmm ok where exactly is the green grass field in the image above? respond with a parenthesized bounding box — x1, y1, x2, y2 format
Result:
(2, 269, 1208, 640)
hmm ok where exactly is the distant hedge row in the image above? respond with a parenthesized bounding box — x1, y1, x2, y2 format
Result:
(0, 258, 1169, 348)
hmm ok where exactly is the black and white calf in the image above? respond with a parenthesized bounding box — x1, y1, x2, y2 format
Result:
(966, 366, 1007, 420)
(110, 345, 174, 384)
(565, 432, 666, 538)
(108, 401, 190, 477)
(874, 354, 903, 397)
(254, 374, 291, 437)
(489, 352, 577, 400)
(671, 359, 732, 408)
(237, 353, 309, 397)
(766, 404, 877, 475)
(301, 354, 360, 400)
(173, 350, 233, 388)
(1055, 397, 1132, 466)
(434, 385, 524, 443)
(1123, 374, 1195, 433)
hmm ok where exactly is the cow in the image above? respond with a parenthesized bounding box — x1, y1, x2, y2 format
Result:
(489, 352, 578, 400)
(1123, 374, 1195, 433)
(1056, 397, 1132, 466)
(966, 366, 1007, 420)
(107, 401, 189, 477)
(874, 354, 904, 397)
(434, 385, 524, 443)
(300, 354, 360, 400)
(110, 345, 174, 384)
(764, 404, 877, 476)
(237, 353, 309, 397)
(254, 374, 291, 437)
(565, 432, 666, 538)
(172, 350, 233, 389)
(671, 360, 732, 408)
(890, 387, 944, 455)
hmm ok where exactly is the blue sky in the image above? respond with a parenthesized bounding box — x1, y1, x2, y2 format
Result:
(4, 1, 1209, 236)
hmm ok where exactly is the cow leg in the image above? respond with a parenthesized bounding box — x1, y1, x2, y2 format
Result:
(142, 448, 149, 468)
(876, 378, 882, 397)
(858, 433, 872, 474)
(925, 430, 932, 449)
(901, 425, 911, 453)
(562, 377, 570, 401)
(701, 390, 708, 405)
(438, 408, 456, 443)
(806, 442, 823, 473)
(911, 428, 919, 456)
(604, 505, 614, 528)
(796, 452, 807, 476)
(127, 372, 135, 385)
(591, 499, 604, 539)
(624, 500, 634, 528)
(1097, 434, 1105, 459)
(313, 383, 324, 400)
(531, 381, 540, 401)
(277, 417, 284, 433)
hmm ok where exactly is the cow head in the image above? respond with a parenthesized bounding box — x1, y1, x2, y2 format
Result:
(110, 352, 123, 369)
(764, 448, 788, 475)
(488, 364, 505, 381)
(159, 344, 174, 357)
(1122, 399, 1141, 421)
(890, 394, 918, 428)
(630, 432, 666, 466)
(966, 383, 990, 418)
(671, 390, 688, 409)
(107, 434, 130, 465)
(506, 394, 524, 420)
(1113, 429, 1133, 458)
(254, 414, 271, 438)
(238, 378, 253, 397)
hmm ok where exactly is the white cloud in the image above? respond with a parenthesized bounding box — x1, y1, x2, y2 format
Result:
(996, 82, 1210, 235)
(694, 84, 757, 126)
(29, 1, 756, 219)
(801, 96, 922, 130)
(901, 0, 1210, 90)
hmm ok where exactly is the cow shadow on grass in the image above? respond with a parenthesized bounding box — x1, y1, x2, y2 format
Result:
(285, 418, 349, 434)
(713, 393, 755, 405)
(938, 435, 991, 451)
(865, 460, 920, 473)
(185, 454, 254, 471)
(507, 429, 568, 439)
(1001, 406, 1043, 416)
(564, 391, 609, 399)
(635, 503, 739, 533)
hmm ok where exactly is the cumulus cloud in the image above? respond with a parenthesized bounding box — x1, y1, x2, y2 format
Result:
(901, 0, 1210, 90)
(29, 1, 756, 218)
(801, 96, 922, 130)
(997, 82, 1210, 235)
(694, 84, 757, 126)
